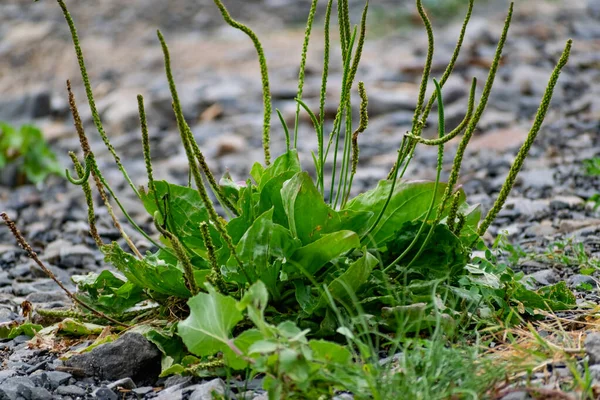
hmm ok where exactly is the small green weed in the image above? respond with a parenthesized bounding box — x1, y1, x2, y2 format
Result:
(0, 122, 62, 185)
(3, 0, 576, 397)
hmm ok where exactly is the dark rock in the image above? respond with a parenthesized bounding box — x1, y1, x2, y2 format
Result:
(0, 89, 51, 121)
(45, 370, 73, 389)
(64, 333, 161, 385)
(92, 387, 118, 400)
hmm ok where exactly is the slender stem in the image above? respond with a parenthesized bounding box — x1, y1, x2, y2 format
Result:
(436, 3, 514, 221)
(319, 0, 334, 195)
(56, 0, 140, 199)
(383, 79, 445, 272)
(69, 152, 103, 248)
(1, 213, 129, 327)
(294, 0, 319, 148)
(138, 95, 161, 214)
(212, 0, 272, 165)
(366, 0, 434, 237)
(328, 27, 357, 205)
(158, 30, 251, 283)
(276, 109, 291, 153)
(154, 216, 199, 296)
(477, 39, 572, 238)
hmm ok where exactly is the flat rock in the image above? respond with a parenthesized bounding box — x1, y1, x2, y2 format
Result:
(64, 333, 161, 385)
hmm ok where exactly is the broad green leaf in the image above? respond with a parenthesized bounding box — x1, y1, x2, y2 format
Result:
(73, 270, 145, 314)
(140, 180, 221, 258)
(222, 329, 264, 370)
(238, 281, 273, 335)
(312, 251, 378, 312)
(137, 326, 187, 365)
(248, 339, 280, 355)
(288, 231, 361, 276)
(310, 340, 352, 365)
(56, 319, 105, 336)
(250, 162, 265, 186)
(226, 209, 301, 288)
(0, 323, 42, 339)
(346, 180, 463, 244)
(538, 281, 576, 306)
(384, 221, 470, 281)
(178, 285, 243, 357)
(219, 171, 241, 205)
(281, 172, 372, 245)
(258, 171, 297, 228)
(227, 184, 257, 244)
(258, 150, 301, 190)
(103, 243, 191, 298)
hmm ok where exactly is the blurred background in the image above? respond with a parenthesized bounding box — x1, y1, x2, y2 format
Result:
(0, 0, 596, 237)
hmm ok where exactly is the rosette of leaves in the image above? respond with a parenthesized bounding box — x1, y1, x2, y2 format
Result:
(4, 0, 576, 394)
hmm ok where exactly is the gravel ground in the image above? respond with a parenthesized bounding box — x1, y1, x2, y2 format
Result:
(1, 0, 600, 399)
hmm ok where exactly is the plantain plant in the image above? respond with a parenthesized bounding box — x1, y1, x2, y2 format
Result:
(3, 0, 576, 397)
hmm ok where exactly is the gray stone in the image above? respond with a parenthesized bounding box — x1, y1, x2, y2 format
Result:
(568, 274, 598, 290)
(525, 269, 558, 286)
(45, 370, 72, 388)
(92, 387, 118, 400)
(189, 379, 227, 400)
(29, 387, 53, 400)
(64, 333, 161, 385)
(585, 333, 600, 364)
(0, 376, 35, 400)
(588, 364, 600, 382)
(56, 385, 86, 397)
(589, 0, 600, 18)
(517, 169, 555, 189)
(42, 239, 95, 269)
(0, 369, 17, 384)
(0, 89, 51, 121)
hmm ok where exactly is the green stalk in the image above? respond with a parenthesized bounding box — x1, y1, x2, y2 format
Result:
(383, 79, 445, 273)
(56, 0, 140, 199)
(185, 123, 239, 217)
(276, 109, 291, 152)
(318, 0, 334, 194)
(435, 3, 514, 220)
(65, 80, 161, 255)
(343, 81, 368, 207)
(328, 27, 357, 205)
(157, 30, 251, 283)
(138, 94, 164, 222)
(477, 39, 572, 238)
(336, 2, 369, 209)
(389, 0, 472, 178)
(69, 152, 103, 248)
(154, 216, 199, 295)
(365, 0, 434, 237)
(200, 222, 228, 295)
(405, 77, 476, 146)
(294, 0, 319, 148)
(212, 0, 272, 165)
